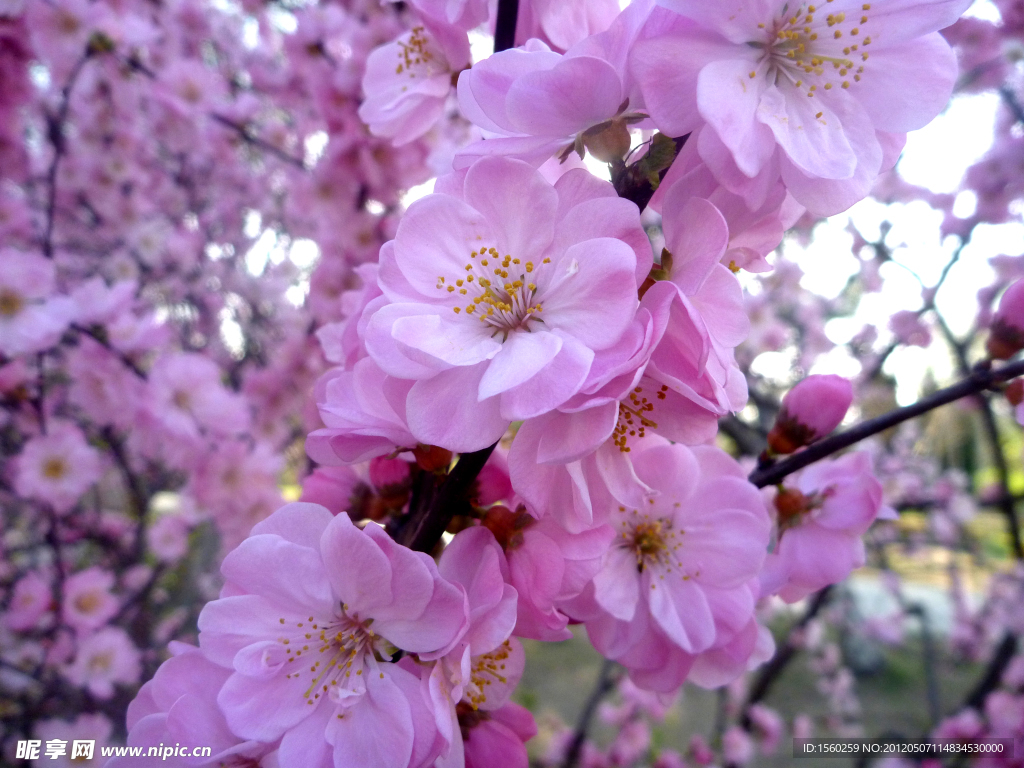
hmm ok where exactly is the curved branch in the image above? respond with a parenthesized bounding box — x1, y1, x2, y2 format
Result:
(749, 358, 1024, 489)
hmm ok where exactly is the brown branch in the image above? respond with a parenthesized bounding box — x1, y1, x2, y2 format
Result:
(749, 358, 1024, 489)
(561, 658, 623, 768)
(209, 114, 307, 169)
(42, 51, 94, 258)
(397, 443, 498, 552)
(739, 586, 832, 728)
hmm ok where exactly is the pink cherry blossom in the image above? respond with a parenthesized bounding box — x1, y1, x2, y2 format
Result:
(5, 571, 53, 631)
(65, 627, 142, 700)
(197, 501, 467, 768)
(307, 357, 419, 464)
(111, 643, 276, 768)
(563, 439, 771, 691)
(34, 713, 113, 768)
(367, 158, 646, 451)
(0, 249, 75, 358)
(457, 2, 653, 167)
(360, 23, 470, 146)
(62, 567, 119, 633)
(299, 465, 366, 517)
(462, 701, 537, 768)
(632, 0, 970, 215)
(514, 0, 621, 51)
(760, 451, 897, 602)
(14, 422, 103, 514)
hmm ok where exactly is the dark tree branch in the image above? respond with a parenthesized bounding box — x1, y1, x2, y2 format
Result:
(42, 51, 93, 259)
(963, 632, 1018, 711)
(210, 114, 307, 169)
(749, 358, 1024, 489)
(561, 658, 622, 768)
(739, 586, 832, 728)
(493, 0, 520, 53)
(398, 443, 498, 552)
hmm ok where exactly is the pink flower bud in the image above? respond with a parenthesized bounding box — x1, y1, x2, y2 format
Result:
(768, 375, 853, 454)
(987, 279, 1024, 359)
(368, 455, 411, 493)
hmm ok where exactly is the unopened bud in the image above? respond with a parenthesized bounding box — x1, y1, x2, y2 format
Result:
(412, 444, 452, 472)
(774, 486, 811, 525)
(767, 375, 853, 454)
(987, 280, 1024, 360)
(582, 119, 632, 164)
(482, 504, 533, 550)
(368, 456, 411, 493)
(1007, 378, 1024, 407)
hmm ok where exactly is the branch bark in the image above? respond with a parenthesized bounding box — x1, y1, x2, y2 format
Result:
(749, 358, 1024, 489)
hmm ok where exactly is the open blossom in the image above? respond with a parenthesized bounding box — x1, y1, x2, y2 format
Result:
(111, 643, 276, 768)
(6, 571, 53, 631)
(0, 248, 75, 358)
(198, 502, 467, 768)
(34, 713, 113, 768)
(62, 567, 119, 633)
(65, 627, 142, 700)
(632, 0, 970, 215)
(360, 23, 470, 146)
(760, 451, 897, 602)
(366, 157, 649, 451)
(428, 526, 527, 765)
(566, 439, 771, 691)
(14, 422, 103, 514)
(456, 1, 653, 167)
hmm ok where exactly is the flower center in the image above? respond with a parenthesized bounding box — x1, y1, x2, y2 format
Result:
(751, 2, 871, 102)
(464, 640, 512, 710)
(278, 606, 391, 708)
(74, 592, 102, 614)
(618, 510, 685, 574)
(437, 246, 551, 336)
(395, 26, 445, 81)
(43, 457, 67, 480)
(612, 383, 668, 453)
(0, 288, 24, 317)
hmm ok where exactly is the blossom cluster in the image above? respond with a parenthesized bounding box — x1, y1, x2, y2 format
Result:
(4, 0, 1024, 765)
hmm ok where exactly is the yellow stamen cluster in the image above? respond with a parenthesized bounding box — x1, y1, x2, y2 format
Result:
(617, 508, 687, 575)
(395, 26, 436, 80)
(464, 640, 512, 710)
(612, 384, 668, 452)
(42, 457, 68, 480)
(277, 607, 385, 709)
(0, 288, 24, 317)
(755, 1, 871, 104)
(436, 246, 551, 334)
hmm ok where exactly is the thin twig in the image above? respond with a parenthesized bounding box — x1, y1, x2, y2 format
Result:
(210, 114, 307, 169)
(561, 659, 622, 768)
(43, 51, 93, 259)
(749, 358, 1024, 489)
(739, 587, 833, 727)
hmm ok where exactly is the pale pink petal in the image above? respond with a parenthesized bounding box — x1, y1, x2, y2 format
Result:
(407, 365, 509, 452)
(505, 55, 624, 137)
(698, 57, 775, 177)
(498, 331, 594, 420)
